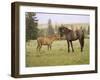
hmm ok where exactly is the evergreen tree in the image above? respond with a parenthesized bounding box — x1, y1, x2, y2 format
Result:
(38, 28, 47, 37)
(55, 24, 59, 34)
(26, 12, 38, 41)
(88, 25, 90, 34)
(47, 19, 55, 35)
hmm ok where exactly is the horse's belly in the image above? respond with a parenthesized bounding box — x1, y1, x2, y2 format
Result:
(42, 43, 48, 45)
(42, 41, 50, 45)
(66, 34, 78, 41)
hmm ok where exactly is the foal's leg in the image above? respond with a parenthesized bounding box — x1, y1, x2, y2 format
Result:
(39, 45, 42, 51)
(48, 45, 50, 50)
(37, 44, 39, 51)
(37, 43, 40, 51)
(49, 44, 52, 50)
(67, 40, 70, 52)
(70, 41, 74, 52)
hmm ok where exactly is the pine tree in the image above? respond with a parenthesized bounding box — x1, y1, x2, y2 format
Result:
(26, 12, 38, 41)
(47, 19, 54, 36)
(55, 24, 59, 34)
(88, 25, 90, 34)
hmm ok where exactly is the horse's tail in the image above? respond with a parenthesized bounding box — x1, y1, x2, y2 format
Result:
(82, 30, 84, 47)
(80, 30, 85, 52)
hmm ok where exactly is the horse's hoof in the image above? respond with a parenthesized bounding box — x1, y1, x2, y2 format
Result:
(72, 50, 74, 52)
(68, 51, 70, 53)
(81, 50, 83, 52)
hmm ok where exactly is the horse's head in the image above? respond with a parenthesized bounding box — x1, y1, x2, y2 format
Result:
(58, 25, 66, 38)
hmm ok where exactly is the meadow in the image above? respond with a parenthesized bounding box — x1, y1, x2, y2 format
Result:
(26, 39, 89, 67)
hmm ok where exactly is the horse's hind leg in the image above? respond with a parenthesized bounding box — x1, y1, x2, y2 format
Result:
(70, 41, 74, 52)
(67, 40, 70, 52)
(37, 44, 39, 51)
(48, 45, 51, 50)
(47, 45, 49, 50)
(79, 39, 84, 52)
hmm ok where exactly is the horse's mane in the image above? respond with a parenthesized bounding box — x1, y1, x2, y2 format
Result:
(62, 27, 72, 33)
(64, 27, 71, 31)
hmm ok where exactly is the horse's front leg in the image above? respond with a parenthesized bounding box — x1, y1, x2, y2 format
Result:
(67, 40, 70, 52)
(39, 45, 42, 51)
(70, 41, 74, 52)
(37, 44, 41, 51)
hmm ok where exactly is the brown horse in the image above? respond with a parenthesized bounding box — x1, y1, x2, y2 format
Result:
(59, 26, 84, 52)
(37, 34, 60, 51)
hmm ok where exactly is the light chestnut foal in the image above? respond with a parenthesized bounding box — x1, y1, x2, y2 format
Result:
(37, 34, 60, 51)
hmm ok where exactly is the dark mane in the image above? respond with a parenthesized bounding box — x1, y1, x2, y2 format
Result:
(59, 27, 71, 33)
(64, 27, 72, 32)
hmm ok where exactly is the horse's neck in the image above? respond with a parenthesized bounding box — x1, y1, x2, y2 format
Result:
(65, 28, 71, 33)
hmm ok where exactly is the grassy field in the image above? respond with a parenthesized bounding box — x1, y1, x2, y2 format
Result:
(26, 39, 90, 67)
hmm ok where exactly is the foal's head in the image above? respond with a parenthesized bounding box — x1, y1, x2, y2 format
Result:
(53, 34, 60, 40)
(48, 34, 60, 41)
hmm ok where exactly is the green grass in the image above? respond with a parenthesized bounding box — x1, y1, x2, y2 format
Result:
(26, 39, 90, 67)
